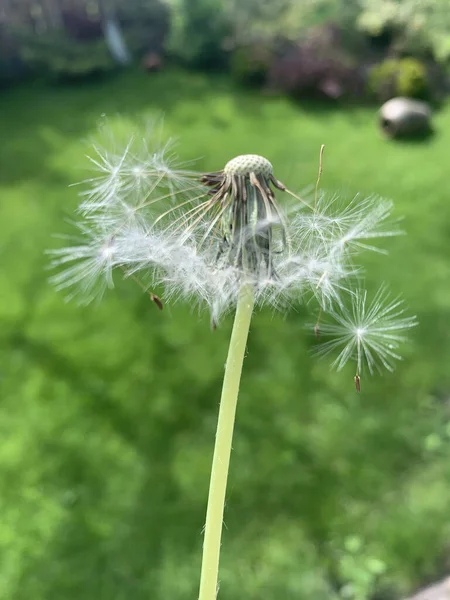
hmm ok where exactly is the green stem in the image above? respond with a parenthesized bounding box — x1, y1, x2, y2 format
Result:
(198, 283, 255, 600)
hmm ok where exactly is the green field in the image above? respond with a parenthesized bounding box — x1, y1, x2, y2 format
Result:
(1, 69, 450, 599)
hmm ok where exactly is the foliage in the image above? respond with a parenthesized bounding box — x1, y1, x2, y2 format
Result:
(1, 68, 450, 599)
(223, 0, 360, 47)
(164, 0, 362, 68)
(266, 25, 364, 100)
(368, 57, 429, 102)
(19, 31, 117, 78)
(336, 536, 387, 600)
(0, 25, 26, 86)
(224, 0, 450, 66)
(229, 43, 274, 85)
(8, 0, 169, 80)
(166, 0, 230, 68)
(396, 58, 428, 98)
(357, 0, 450, 62)
(234, 0, 450, 64)
(117, 0, 171, 56)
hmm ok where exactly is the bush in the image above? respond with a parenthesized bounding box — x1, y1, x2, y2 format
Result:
(167, 0, 230, 69)
(368, 57, 428, 102)
(225, 0, 360, 48)
(13, 0, 169, 81)
(266, 24, 364, 100)
(61, 5, 103, 41)
(397, 58, 428, 97)
(117, 0, 170, 58)
(18, 32, 117, 80)
(230, 43, 274, 85)
(357, 0, 450, 63)
(0, 25, 27, 87)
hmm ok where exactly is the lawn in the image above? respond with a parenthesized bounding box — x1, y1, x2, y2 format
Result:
(1, 68, 450, 600)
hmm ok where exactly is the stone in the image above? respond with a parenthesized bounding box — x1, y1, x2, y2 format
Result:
(404, 576, 450, 600)
(379, 97, 432, 138)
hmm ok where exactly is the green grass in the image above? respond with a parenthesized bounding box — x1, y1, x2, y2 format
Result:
(1, 68, 450, 600)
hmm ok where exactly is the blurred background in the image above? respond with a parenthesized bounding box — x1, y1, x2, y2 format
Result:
(1, 1, 450, 599)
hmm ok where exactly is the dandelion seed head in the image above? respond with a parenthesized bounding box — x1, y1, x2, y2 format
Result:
(51, 123, 416, 377)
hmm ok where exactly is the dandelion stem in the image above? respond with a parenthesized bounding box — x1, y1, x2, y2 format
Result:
(198, 283, 255, 600)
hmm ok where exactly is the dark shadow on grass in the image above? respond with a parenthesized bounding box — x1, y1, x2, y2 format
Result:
(386, 127, 436, 145)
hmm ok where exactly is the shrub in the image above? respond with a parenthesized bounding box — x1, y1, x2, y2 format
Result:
(14, 0, 169, 81)
(18, 31, 117, 79)
(0, 25, 27, 87)
(225, 0, 361, 48)
(60, 5, 103, 41)
(167, 0, 230, 69)
(368, 57, 428, 101)
(397, 58, 428, 97)
(266, 24, 364, 100)
(230, 43, 274, 86)
(357, 0, 450, 63)
(117, 0, 170, 58)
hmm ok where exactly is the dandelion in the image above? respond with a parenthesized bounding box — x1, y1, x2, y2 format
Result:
(49, 125, 416, 600)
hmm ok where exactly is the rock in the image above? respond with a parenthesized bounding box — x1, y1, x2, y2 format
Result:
(404, 576, 450, 600)
(379, 97, 432, 138)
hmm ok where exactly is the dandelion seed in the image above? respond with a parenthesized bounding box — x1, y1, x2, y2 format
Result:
(77, 127, 202, 216)
(150, 293, 163, 310)
(291, 193, 402, 258)
(48, 222, 119, 303)
(330, 195, 403, 256)
(315, 286, 417, 375)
